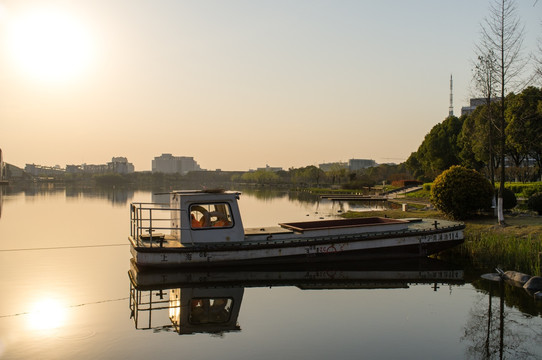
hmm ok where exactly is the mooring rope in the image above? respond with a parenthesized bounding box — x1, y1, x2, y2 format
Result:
(0, 243, 128, 252)
(0, 297, 130, 319)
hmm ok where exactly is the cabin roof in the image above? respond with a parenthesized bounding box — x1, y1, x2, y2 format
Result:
(160, 189, 241, 196)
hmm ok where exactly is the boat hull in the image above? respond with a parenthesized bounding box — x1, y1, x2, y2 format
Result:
(130, 225, 464, 268)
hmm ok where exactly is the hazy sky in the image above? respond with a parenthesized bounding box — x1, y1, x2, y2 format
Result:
(1, 0, 540, 171)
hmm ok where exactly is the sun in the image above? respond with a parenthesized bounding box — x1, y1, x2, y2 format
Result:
(6, 7, 94, 83)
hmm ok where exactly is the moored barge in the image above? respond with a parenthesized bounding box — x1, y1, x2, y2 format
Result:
(129, 190, 464, 268)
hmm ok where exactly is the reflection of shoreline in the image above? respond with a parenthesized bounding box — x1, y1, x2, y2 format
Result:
(129, 258, 464, 336)
(2, 184, 135, 206)
(65, 187, 134, 205)
(3, 186, 393, 211)
(469, 276, 542, 317)
(463, 278, 542, 359)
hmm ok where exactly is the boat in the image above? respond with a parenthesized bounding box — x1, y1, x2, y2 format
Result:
(128, 258, 464, 335)
(128, 190, 465, 268)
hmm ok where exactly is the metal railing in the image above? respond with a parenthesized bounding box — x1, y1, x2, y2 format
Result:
(130, 202, 181, 247)
(129, 282, 179, 331)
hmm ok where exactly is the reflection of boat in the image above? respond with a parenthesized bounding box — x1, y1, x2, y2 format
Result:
(130, 286, 244, 335)
(129, 191, 465, 268)
(128, 258, 464, 335)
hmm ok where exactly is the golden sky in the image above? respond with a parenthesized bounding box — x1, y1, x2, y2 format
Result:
(0, 0, 540, 171)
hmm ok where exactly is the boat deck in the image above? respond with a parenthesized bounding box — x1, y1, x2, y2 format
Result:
(129, 218, 463, 250)
(244, 226, 293, 235)
(129, 234, 183, 249)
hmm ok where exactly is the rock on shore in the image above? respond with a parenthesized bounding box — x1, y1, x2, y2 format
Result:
(501, 271, 542, 300)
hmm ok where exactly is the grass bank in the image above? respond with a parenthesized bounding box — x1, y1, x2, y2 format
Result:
(342, 208, 542, 276)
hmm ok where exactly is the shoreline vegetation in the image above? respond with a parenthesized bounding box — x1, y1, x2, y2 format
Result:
(341, 196, 542, 277)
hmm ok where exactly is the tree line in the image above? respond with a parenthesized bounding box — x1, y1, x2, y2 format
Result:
(48, 163, 409, 190)
(406, 86, 542, 183)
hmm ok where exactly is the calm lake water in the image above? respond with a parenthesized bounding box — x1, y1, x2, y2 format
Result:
(1, 186, 541, 360)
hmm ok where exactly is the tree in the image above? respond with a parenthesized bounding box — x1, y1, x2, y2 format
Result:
(471, 51, 498, 202)
(534, 24, 542, 84)
(406, 116, 463, 180)
(533, 101, 542, 179)
(477, 0, 526, 224)
(326, 163, 348, 185)
(290, 166, 325, 186)
(458, 113, 487, 172)
(405, 152, 427, 181)
(505, 87, 542, 181)
(240, 169, 280, 184)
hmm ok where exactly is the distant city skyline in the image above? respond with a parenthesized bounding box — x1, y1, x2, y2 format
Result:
(1, 1, 540, 172)
(14, 154, 383, 173)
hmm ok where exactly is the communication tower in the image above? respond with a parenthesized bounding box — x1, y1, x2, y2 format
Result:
(449, 74, 454, 117)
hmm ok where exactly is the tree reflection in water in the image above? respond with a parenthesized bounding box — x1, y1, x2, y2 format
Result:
(462, 279, 542, 359)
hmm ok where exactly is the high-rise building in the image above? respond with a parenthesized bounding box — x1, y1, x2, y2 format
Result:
(108, 157, 135, 174)
(318, 162, 348, 172)
(348, 159, 376, 171)
(461, 97, 501, 116)
(152, 154, 201, 175)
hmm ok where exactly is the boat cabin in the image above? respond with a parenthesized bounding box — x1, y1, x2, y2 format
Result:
(170, 191, 245, 244)
(130, 190, 246, 246)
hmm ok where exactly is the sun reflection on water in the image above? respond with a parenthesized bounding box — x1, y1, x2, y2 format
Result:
(27, 298, 67, 331)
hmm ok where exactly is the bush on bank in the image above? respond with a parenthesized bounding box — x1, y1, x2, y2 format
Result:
(506, 182, 542, 198)
(527, 193, 542, 215)
(430, 165, 493, 220)
(498, 187, 518, 210)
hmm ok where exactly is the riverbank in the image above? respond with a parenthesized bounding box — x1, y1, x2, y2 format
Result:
(342, 206, 542, 276)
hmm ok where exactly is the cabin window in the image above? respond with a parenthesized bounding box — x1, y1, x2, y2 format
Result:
(190, 203, 233, 229)
(189, 298, 233, 324)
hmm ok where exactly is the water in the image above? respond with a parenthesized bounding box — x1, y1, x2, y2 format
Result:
(0, 186, 541, 360)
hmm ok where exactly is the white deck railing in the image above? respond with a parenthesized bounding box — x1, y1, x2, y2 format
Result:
(130, 202, 181, 247)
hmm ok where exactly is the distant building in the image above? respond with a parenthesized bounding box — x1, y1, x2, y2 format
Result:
(256, 165, 283, 172)
(152, 153, 201, 175)
(66, 165, 83, 174)
(348, 159, 376, 171)
(319, 162, 348, 172)
(23, 156, 134, 176)
(461, 97, 501, 116)
(81, 163, 108, 174)
(24, 164, 64, 176)
(108, 157, 135, 174)
(5, 163, 24, 178)
(66, 157, 134, 174)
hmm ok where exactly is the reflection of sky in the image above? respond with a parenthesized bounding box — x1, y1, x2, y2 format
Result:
(238, 195, 390, 228)
(1, 190, 541, 359)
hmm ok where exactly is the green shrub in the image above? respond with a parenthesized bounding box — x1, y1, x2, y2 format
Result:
(430, 165, 493, 220)
(506, 182, 542, 198)
(523, 184, 542, 198)
(527, 193, 542, 215)
(422, 183, 432, 191)
(495, 187, 517, 210)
